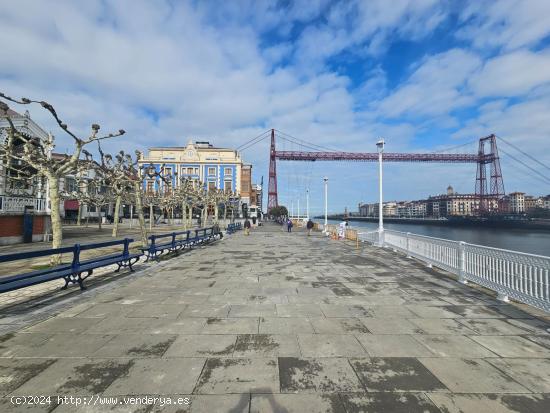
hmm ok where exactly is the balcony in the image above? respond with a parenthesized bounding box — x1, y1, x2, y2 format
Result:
(0, 195, 48, 214)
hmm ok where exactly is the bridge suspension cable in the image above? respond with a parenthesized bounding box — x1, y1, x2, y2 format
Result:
(499, 147, 550, 185)
(236, 129, 271, 152)
(497, 135, 550, 173)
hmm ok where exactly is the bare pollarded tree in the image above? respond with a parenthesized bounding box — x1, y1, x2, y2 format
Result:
(222, 191, 240, 224)
(0, 92, 125, 263)
(174, 177, 195, 229)
(96, 148, 149, 246)
(95, 145, 138, 237)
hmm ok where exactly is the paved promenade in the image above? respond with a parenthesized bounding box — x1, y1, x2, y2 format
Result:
(1, 224, 550, 412)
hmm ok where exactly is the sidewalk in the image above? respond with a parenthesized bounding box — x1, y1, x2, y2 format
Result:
(1, 223, 549, 412)
(0, 223, 205, 311)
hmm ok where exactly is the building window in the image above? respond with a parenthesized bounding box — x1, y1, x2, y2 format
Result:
(208, 181, 216, 191)
(65, 177, 78, 193)
(224, 167, 232, 176)
(208, 167, 216, 176)
(146, 181, 154, 194)
(187, 167, 193, 175)
(224, 180, 232, 192)
(194, 167, 199, 174)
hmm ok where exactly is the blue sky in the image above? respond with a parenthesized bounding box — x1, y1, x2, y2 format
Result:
(1, 0, 550, 213)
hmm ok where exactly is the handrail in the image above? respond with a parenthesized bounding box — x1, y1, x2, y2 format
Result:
(354, 227, 550, 313)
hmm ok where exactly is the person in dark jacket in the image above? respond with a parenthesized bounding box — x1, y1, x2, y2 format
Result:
(287, 219, 293, 233)
(306, 219, 314, 236)
(244, 218, 251, 235)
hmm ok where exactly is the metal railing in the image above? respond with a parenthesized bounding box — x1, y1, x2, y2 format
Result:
(358, 230, 379, 244)
(357, 228, 550, 313)
(0, 196, 47, 213)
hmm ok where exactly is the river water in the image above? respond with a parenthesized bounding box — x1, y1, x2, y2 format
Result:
(318, 219, 550, 257)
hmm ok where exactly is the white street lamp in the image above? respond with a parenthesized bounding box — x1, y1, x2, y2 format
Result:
(298, 198, 300, 219)
(376, 139, 385, 247)
(323, 177, 328, 233)
(306, 188, 310, 220)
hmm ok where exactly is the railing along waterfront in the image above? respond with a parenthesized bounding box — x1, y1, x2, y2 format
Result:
(357, 228, 550, 313)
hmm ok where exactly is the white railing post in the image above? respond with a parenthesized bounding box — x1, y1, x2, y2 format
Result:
(458, 241, 468, 285)
(406, 232, 411, 258)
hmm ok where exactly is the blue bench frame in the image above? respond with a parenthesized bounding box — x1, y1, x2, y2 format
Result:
(142, 227, 222, 261)
(141, 230, 192, 261)
(0, 238, 142, 293)
(226, 222, 242, 234)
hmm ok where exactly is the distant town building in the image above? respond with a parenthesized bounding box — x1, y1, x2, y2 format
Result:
(427, 185, 498, 217)
(508, 192, 525, 214)
(524, 195, 539, 212)
(397, 201, 427, 218)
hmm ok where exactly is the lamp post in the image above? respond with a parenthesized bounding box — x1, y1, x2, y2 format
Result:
(323, 177, 328, 233)
(306, 188, 310, 220)
(376, 139, 385, 247)
(291, 200, 294, 218)
(298, 198, 300, 219)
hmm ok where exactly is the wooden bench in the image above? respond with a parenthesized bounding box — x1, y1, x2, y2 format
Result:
(0, 238, 142, 293)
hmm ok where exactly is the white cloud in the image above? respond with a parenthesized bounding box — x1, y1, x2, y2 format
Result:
(457, 0, 550, 51)
(1, 0, 549, 202)
(468, 49, 550, 97)
(376, 49, 481, 118)
(293, 0, 448, 67)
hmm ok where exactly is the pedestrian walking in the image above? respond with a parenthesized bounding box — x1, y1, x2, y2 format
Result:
(244, 218, 251, 235)
(287, 219, 293, 233)
(306, 218, 314, 236)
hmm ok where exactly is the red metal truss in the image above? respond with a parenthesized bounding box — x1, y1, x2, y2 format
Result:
(267, 129, 279, 210)
(269, 132, 504, 216)
(275, 151, 484, 163)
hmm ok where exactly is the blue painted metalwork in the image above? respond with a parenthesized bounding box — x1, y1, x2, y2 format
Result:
(141, 227, 222, 261)
(0, 238, 142, 293)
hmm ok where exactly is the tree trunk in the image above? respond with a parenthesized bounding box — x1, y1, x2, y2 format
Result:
(112, 195, 122, 237)
(215, 204, 219, 223)
(77, 203, 82, 226)
(97, 204, 102, 230)
(149, 204, 153, 230)
(134, 183, 147, 247)
(201, 207, 206, 227)
(182, 201, 187, 230)
(48, 176, 63, 265)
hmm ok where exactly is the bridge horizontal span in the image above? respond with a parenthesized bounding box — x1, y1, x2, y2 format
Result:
(274, 151, 487, 163)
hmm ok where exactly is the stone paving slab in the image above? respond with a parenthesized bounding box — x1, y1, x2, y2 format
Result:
(1, 224, 550, 412)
